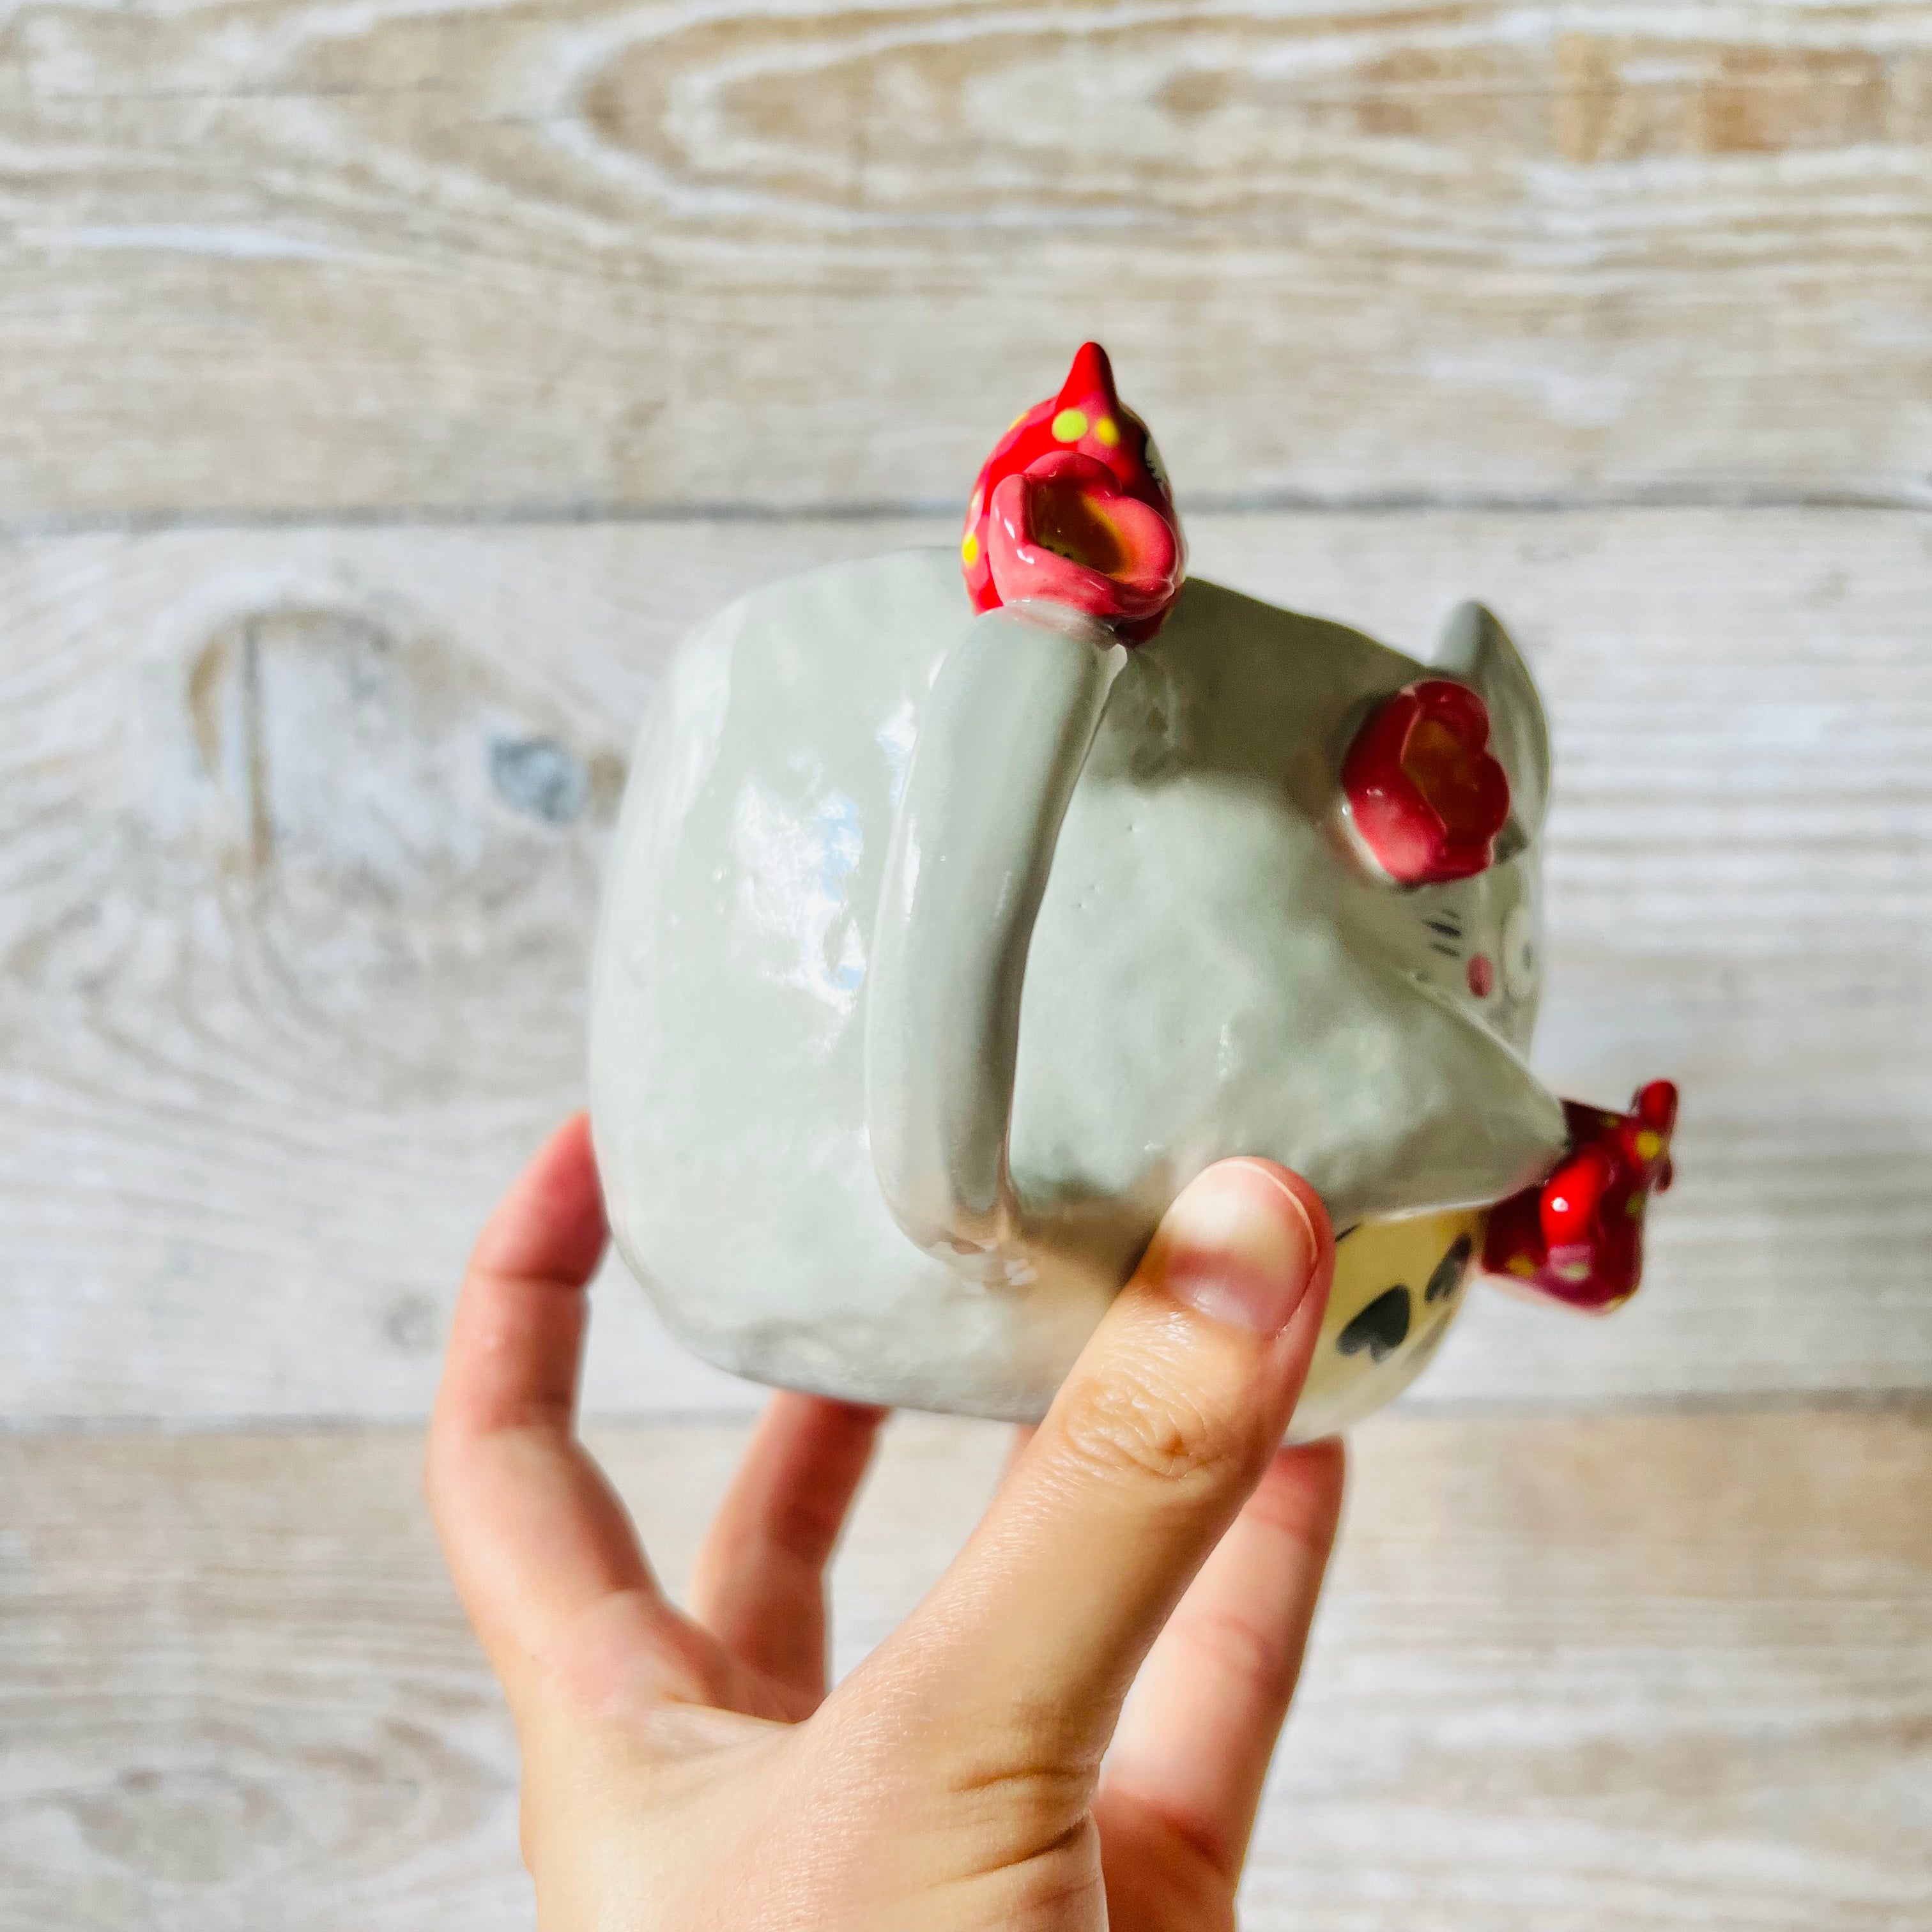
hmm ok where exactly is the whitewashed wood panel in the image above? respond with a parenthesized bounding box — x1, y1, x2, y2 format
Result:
(3, 1411, 1927, 1929)
(3, 1, 1931, 519)
(3, 508, 1928, 1422)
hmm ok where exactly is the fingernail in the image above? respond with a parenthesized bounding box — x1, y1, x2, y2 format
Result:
(1158, 1162, 1319, 1335)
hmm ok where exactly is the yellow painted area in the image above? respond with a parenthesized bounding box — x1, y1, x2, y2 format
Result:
(1634, 1130, 1662, 1160)
(1052, 408, 1088, 441)
(1321, 1209, 1485, 1353)
(1094, 416, 1120, 447)
(1292, 1206, 1486, 1443)
(960, 532, 979, 567)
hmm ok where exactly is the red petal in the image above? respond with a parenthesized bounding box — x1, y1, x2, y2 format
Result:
(1341, 679, 1513, 885)
(987, 455, 1181, 622)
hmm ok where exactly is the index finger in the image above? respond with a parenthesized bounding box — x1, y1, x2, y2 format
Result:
(425, 1116, 708, 1705)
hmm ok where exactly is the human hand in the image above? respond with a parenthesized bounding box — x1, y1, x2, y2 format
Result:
(427, 1116, 1344, 1931)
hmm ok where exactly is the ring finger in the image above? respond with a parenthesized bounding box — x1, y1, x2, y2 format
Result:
(687, 1393, 887, 1706)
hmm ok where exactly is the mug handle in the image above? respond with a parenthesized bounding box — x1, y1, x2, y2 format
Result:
(864, 601, 1126, 1270)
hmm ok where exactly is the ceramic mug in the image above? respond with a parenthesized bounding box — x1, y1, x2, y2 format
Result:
(589, 350, 1675, 1438)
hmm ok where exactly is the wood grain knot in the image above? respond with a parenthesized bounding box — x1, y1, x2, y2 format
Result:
(65, 1763, 295, 1886)
(183, 604, 617, 890)
(165, 600, 625, 1098)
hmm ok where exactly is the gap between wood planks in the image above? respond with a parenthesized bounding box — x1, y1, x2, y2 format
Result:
(8, 1390, 1932, 1441)
(3, 484, 1927, 542)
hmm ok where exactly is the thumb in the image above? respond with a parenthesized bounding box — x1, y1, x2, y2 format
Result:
(854, 1158, 1332, 1776)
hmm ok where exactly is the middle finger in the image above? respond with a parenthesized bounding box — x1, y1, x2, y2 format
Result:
(688, 1393, 887, 1703)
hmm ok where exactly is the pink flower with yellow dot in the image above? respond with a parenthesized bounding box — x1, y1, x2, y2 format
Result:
(961, 342, 1185, 643)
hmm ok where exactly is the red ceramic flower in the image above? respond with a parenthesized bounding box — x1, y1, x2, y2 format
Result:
(1482, 1080, 1680, 1313)
(985, 452, 1181, 627)
(1340, 678, 1512, 885)
(962, 342, 1184, 643)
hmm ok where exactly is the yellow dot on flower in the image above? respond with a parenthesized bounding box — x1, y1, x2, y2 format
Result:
(1507, 1255, 1537, 1277)
(1634, 1130, 1662, 1161)
(1052, 408, 1088, 442)
(1625, 1195, 1644, 1218)
(1095, 417, 1119, 447)
(961, 532, 979, 566)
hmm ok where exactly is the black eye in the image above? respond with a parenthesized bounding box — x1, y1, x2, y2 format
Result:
(1425, 1234, 1473, 1303)
(1338, 1287, 1411, 1362)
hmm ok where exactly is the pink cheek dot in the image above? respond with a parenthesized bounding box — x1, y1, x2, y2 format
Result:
(1468, 953, 1496, 999)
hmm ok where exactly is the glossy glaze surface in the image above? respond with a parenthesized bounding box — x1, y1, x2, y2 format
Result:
(962, 341, 1183, 641)
(866, 601, 1124, 1269)
(590, 548, 1568, 1429)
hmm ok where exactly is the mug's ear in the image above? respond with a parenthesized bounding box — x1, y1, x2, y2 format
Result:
(1433, 602, 1549, 838)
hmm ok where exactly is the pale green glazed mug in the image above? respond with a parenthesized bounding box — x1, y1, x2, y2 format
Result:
(589, 548, 1578, 1438)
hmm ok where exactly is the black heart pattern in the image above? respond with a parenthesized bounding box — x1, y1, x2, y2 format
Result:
(1337, 1285, 1412, 1363)
(1425, 1234, 1474, 1304)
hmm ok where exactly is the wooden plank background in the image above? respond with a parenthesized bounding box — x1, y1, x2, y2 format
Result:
(4, 0, 1932, 521)
(4, 1413, 1930, 1931)
(6, 508, 1928, 1423)
(3, 0, 1929, 1924)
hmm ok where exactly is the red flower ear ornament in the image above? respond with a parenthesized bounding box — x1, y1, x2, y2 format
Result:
(1339, 678, 1513, 886)
(1482, 1081, 1680, 1312)
(961, 342, 1184, 643)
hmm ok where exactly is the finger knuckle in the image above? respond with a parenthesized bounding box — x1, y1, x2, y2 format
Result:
(1171, 1605, 1298, 1709)
(944, 1752, 1095, 1827)
(809, 1696, 1097, 1912)
(1054, 1368, 1262, 1502)
(963, 1813, 1105, 1929)
(761, 1490, 848, 1574)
